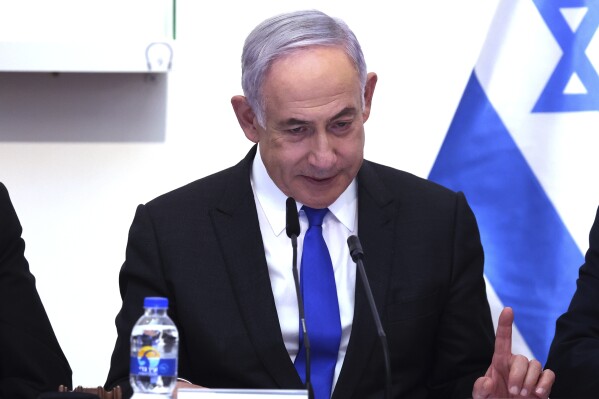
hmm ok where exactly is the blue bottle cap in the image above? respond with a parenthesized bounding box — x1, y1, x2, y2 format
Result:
(144, 297, 169, 308)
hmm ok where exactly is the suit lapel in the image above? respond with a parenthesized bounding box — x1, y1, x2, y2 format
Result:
(334, 161, 397, 398)
(210, 146, 304, 389)
(207, 151, 397, 394)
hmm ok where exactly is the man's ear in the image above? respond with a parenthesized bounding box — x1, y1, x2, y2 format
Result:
(231, 95, 260, 143)
(362, 72, 378, 122)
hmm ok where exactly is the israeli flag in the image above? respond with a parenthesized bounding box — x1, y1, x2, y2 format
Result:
(429, 0, 599, 365)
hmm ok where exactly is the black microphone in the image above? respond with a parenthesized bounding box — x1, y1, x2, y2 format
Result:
(347, 235, 392, 399)
(286, 197, 300, 238)
(286, 197, 312, 399)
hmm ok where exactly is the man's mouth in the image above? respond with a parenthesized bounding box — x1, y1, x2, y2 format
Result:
(303, 175, 335, 185)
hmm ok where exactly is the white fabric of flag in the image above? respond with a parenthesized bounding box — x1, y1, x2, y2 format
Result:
(429, 0, 599, 365)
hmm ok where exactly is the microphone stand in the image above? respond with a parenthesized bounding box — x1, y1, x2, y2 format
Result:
(347, 235, 392, 399)
(290, 233, 313, 399)
(286, 197, 313, 399)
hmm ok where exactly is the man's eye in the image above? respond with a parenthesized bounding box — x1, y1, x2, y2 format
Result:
(287, 126, 307, 134)
(332, 121, 352, 131)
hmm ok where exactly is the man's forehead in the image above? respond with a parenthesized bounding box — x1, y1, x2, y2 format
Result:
(266, 45, 358, 80)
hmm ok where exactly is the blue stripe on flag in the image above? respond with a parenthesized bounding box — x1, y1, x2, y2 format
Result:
(429, 72, 583, 365)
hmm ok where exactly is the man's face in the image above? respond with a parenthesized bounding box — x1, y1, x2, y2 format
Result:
(250, 46, 376, 209)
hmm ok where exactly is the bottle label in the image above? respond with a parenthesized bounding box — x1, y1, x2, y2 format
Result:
(130, 345, 177, 376)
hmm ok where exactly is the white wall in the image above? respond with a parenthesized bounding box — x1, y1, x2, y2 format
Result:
(1, 0, 516, 387)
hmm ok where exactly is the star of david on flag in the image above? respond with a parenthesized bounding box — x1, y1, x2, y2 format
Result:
(429, 0, 599, 365)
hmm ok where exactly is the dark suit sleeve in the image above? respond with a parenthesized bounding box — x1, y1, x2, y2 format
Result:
(0, 183, 72, 398)
(545, 205, 599, 398)
(428, 191, 494, 398)
(105, 204, 173, 398)
(349, 164, 494, 399)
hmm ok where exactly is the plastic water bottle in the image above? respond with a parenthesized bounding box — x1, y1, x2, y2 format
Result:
(130, 297, 179, 396)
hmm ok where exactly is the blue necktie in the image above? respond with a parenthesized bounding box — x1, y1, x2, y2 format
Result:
(294, 206, 341, 399)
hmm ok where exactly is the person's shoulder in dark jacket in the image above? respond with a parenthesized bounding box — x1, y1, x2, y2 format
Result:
(0, 182, 72, 399)
(546, 205, 599, 398)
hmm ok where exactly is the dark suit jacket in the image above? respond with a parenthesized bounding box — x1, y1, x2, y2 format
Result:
(106, 146, 494, 398)
(545, 205, 599, 398)
(0, 183, 72, 398)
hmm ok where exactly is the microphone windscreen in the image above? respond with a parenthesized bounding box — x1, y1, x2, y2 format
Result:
(347, 235, 364, 261)
(286, 197, 300, 238)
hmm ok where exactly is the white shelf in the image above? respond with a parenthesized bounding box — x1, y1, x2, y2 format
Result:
(0, 0, 174, 73)
(0, 40, 174, 73)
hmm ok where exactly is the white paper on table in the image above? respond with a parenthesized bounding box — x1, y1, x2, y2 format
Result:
(177, 388, 309, 399)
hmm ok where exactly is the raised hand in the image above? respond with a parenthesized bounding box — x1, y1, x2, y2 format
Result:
(472, 307, 555, 399)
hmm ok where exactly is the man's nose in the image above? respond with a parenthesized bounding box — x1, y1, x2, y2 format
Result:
(308, 130, 336, 169)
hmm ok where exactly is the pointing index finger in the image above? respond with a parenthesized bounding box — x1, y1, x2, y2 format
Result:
(494, 307, 514, 362)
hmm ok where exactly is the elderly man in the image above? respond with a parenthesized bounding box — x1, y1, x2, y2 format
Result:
(106, 10, 554, 399)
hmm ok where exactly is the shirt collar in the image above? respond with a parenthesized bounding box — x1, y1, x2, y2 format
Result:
(250, 146, 358, 237)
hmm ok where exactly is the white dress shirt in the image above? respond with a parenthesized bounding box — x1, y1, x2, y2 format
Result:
(250, 147, 358, 392)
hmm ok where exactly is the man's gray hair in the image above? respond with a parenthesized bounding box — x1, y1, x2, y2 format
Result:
(240, 9, 368, 127)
